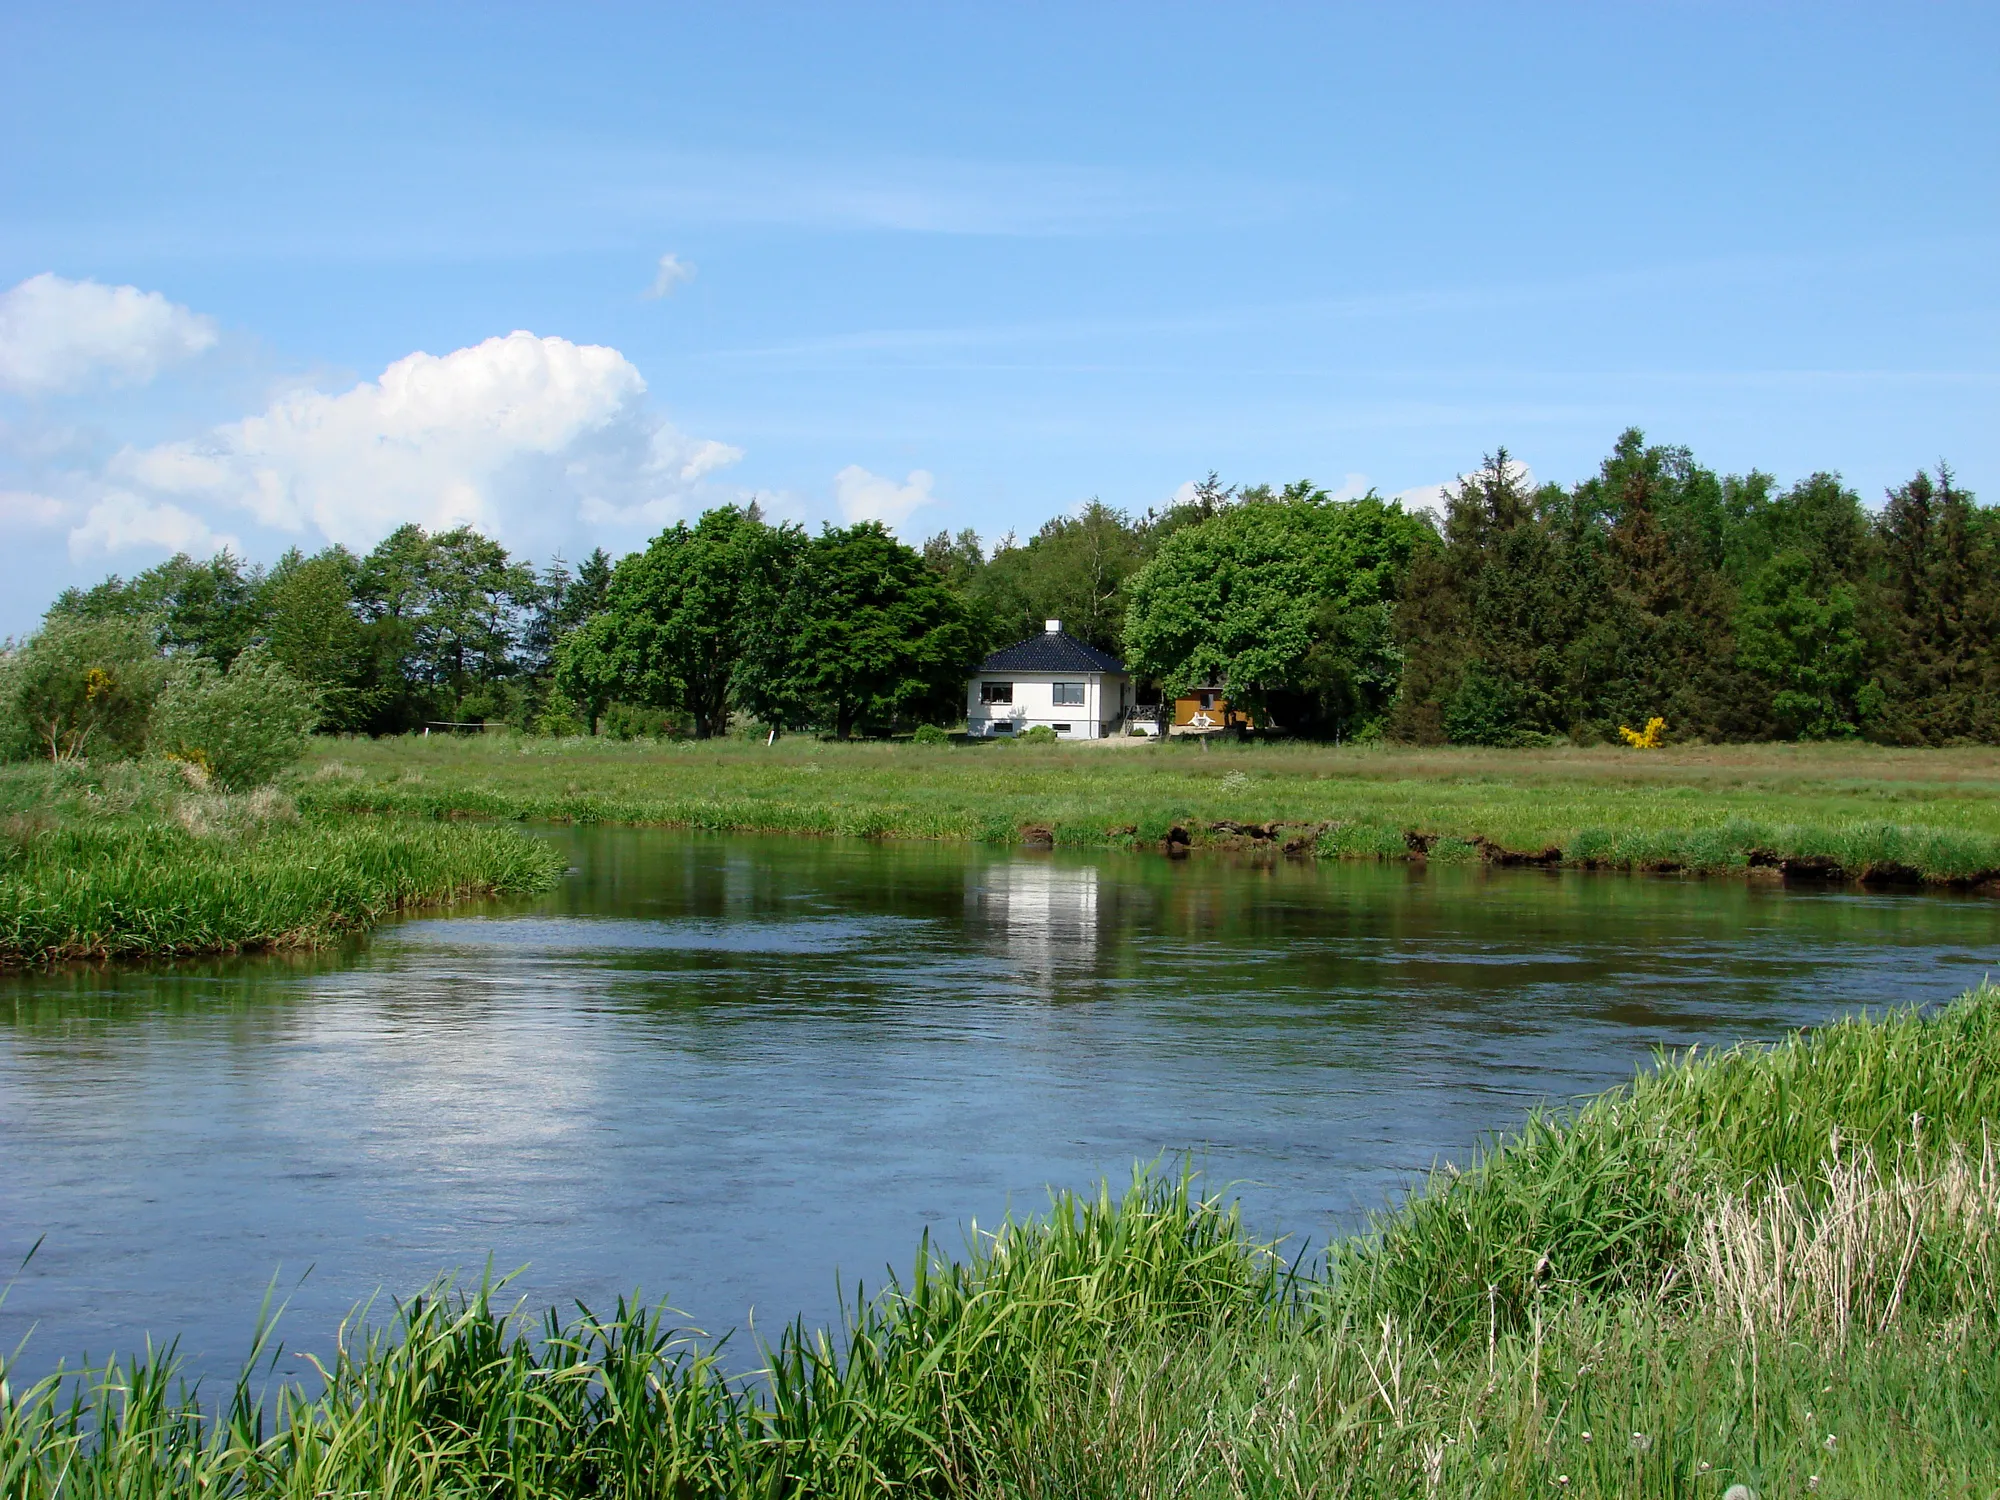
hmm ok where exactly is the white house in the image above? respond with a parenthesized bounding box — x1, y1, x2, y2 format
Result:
(967, 621, 1132, 739)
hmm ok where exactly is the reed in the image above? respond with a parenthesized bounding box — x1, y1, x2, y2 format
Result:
(4, 985, 1997, 1495)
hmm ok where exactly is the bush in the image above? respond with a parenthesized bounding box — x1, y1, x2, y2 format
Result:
(602, 702, 685, 740)
(149, 646, 319, 789)
(1017, 724, 1059, 744)
(910, 724, 950, 745)
(532, 690, 586, 738)
(0, 616, 167, 763)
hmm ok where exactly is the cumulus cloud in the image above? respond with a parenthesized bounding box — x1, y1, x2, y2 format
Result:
(0, 273, 218, 395)
(644, 253, 697, 299)
(68, 492, 239, 560)
(98, 330, 742, 555)
(833, 465, 936, 529)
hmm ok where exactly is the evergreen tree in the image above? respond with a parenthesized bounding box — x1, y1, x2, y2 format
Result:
(1864, 467, 2000, 743)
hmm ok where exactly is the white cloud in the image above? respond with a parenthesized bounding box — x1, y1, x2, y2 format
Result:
(103, 330, 742, 554)
(0, 273, 218, 394)
(644, 253, 697, 299)
(0, 489, 70, 532)
(68, 491, 239, 560)
(833, 465, 936, 529)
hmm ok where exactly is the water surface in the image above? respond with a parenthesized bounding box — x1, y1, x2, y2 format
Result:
(3, 830, 1995, 1381)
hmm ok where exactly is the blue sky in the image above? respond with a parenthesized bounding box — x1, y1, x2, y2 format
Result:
(2, 3, 1994, 631)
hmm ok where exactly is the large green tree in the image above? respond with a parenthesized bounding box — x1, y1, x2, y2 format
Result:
(1124, 487, 1432, 733)
(262, 548, 373, 731)
(557, 506, 800, 739)
(742, 522, 975, 738)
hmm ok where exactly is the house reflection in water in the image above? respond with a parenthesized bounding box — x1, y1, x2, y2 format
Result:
(971, 858, 1100, 983)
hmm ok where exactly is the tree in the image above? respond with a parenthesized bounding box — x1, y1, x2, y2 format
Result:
(1389, 450, 1573, 744)
(0, 616, 170, 762)
(1864, 466, 2000, 743)
(150, 646, 319, 788)
(48, 550, 268, 667)
(740, 522, 976, 739)
(353, 524, 537, 727)
(968, 500, 1150, 655)
(263, 548, 372, 731)
(558, 506, 800, 739)
(1124, 487, 1432, 733)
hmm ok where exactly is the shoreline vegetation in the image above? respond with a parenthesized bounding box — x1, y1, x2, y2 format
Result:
(0, 761, 565, 966)
(5, 983, 1998, 1496)
(5, 735, 1996, 965)
(300, 735, 2000, 892)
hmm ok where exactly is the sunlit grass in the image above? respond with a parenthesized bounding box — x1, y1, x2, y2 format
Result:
(296, 733, 2000, 887)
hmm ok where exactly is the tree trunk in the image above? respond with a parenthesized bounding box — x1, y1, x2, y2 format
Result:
(836, 701, 855, 740)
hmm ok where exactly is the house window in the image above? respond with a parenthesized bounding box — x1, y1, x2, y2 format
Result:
(1052, 682, 1085, 706)
(1052, 724, 1073, 734)
(1199, 691, 1216, 710)
(991, 720, 1014, 733)
(981, 681, 1013, 704)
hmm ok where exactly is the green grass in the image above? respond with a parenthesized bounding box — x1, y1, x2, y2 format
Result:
(6, 984, 1998, 1497)
(0, 761, 566, 964)
(296, 733, 2000, 888)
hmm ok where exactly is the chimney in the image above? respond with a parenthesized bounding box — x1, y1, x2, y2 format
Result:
(1045, 619, 1062, 634)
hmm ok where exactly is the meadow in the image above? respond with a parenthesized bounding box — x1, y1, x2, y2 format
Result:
(5, 981, 1997, 1498)
(300, 733, 2000, 888)
(0, 760, 565, 965)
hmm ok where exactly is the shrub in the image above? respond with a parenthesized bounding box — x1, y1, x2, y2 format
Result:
(0, 616, 167, 763)
(533, 690, 586, 738)
(602, 702, 686, 740)
(1017, 724, 1059, 744)
(149, 646, 319, 789)
(910, 724, 950, 745)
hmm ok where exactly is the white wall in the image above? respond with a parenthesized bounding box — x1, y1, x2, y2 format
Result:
(966, 672, 1130, 738)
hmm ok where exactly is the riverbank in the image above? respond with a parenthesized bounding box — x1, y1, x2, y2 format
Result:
(5, 982, 1995, 1496)
(299, 735, 2000, 889)
(0, 762, 566, 965)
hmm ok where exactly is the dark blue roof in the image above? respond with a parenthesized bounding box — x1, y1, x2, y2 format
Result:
(977, 630, 1125, 674)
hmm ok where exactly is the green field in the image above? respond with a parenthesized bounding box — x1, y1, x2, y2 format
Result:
(299, 734, 2000, 887)
(6, 984, 1998, 1498)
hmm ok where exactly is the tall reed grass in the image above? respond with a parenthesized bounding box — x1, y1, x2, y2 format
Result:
(5, 985, 1997, 1496)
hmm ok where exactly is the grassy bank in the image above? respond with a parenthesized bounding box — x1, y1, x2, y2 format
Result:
(298, 735, 2000, 888)
(0, 762, 566, 964)
(6, 984, 1998, 1497)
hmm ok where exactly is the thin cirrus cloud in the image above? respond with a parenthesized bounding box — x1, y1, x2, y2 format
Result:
(75, 329, 745, 561)
(0, 272, 218, 394)
(643, 253, 696, 299)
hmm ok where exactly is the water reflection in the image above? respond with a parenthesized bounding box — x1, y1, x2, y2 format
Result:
(1, 830, 1995, 1386)
(973, 858, 1100, 983)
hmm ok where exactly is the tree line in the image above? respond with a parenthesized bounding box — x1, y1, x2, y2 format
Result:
(24, 428, 2000, 745)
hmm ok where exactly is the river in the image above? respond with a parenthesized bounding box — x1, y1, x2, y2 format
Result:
(3, 829, 1995, 1383)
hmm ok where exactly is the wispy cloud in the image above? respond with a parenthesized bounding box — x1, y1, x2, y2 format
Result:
(644, 253, 696, 299)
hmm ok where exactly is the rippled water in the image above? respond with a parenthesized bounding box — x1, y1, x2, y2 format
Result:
(3, 829, 1995, 1382)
